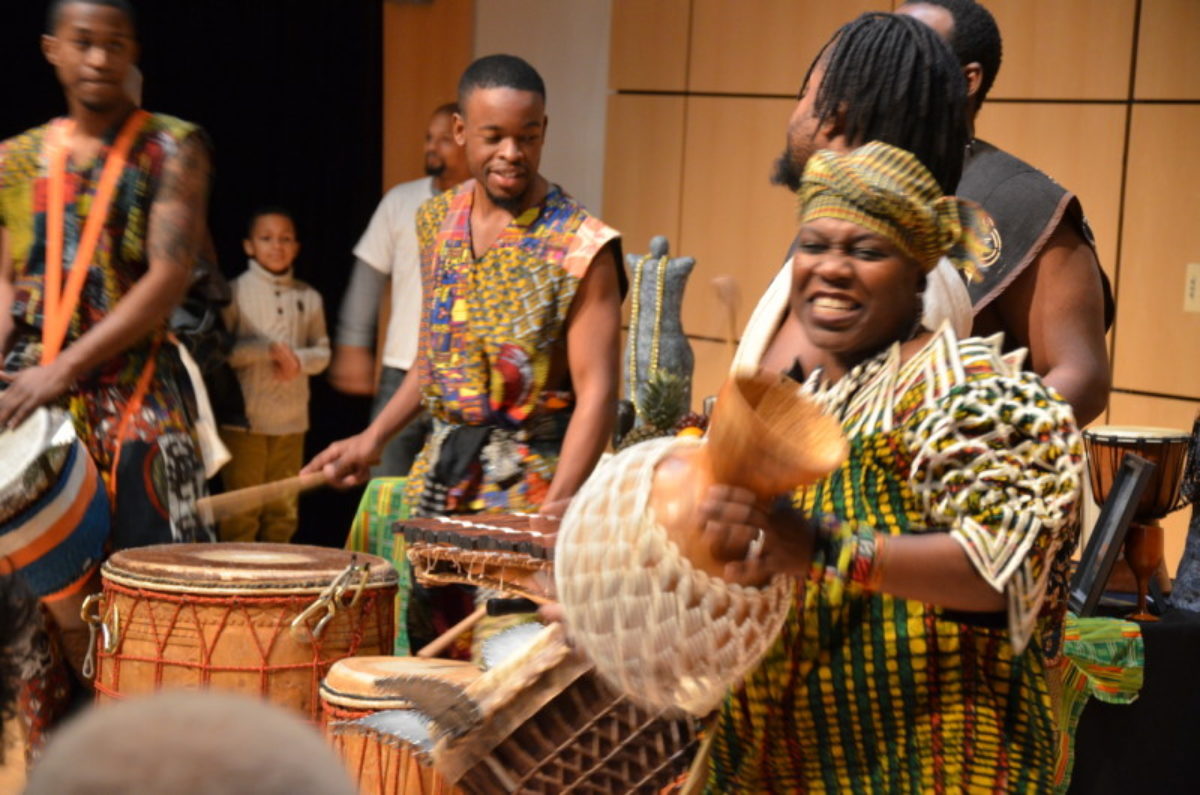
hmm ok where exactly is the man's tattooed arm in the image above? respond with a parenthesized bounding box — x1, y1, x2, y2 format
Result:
(147, 133, 210, 283)
(50, 132, 212, 379)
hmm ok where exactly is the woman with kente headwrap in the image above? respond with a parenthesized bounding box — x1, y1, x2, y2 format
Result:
(698, 141, 1083, 792)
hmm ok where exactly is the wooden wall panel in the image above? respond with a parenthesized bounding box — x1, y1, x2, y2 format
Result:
(677, 96, 797, 340)
(603, 95, 687, 261)
(687, 0, 888, 95)
(610, 0, 691, 91)
(1112, 105, 1200, 399)
(974, 103, 1126, 280)
(690, 337, 734, 413)
(986, 0, 1136, 100)
(1106, 392, 1200, 575)
(1135, 0, 1200, 99)
(382, 0, 474, 191)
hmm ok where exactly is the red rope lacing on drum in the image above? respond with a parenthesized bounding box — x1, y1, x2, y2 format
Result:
(92, 581, 394, 721)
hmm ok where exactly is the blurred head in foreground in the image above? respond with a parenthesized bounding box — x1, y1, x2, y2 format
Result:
(25, 690, 356, 795)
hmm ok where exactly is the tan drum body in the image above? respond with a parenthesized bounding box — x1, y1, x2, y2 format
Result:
(321, 657, 476, 795)
(1083, 425, 1191, 518)
(93, 543, 397, 719)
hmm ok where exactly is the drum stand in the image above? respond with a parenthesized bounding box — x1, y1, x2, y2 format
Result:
(1124, 519, 1165, 621)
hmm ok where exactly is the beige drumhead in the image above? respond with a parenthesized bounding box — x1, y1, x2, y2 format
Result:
(320, 657, 480, 710)
(1084, 425, 1190, 444)
(0, 407, 76, 521)
(101, 542, 397, 594)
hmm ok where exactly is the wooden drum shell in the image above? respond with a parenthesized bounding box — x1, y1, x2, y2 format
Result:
(92, 543, 397, 720)
(1083, 425, 1190, 519)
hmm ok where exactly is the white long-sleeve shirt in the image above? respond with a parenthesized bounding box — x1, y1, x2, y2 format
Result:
(222, 259, 330, 435)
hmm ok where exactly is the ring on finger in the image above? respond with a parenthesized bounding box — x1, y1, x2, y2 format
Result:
(744, 528, 766, 563)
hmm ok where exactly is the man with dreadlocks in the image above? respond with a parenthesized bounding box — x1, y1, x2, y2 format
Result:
(899, 0, 1112, 425)
(746, 12, 971, 398)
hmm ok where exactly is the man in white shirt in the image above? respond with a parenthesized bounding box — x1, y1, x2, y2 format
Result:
(328, 103, 469, 475)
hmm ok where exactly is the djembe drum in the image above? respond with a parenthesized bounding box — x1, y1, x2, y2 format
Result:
(85, 543, 397, 718)
(555, 372, 847, 715)
(321, 657, 477, 794)
(1083, 425, 1192, 620)
(0, 407, 109, 598)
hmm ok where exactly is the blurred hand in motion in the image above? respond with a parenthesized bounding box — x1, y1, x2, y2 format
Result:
(698, 485, 817, 587)
(327, 344, 376, 395)
(301, 431, 380, 488)
(269, 342, 301, 381)
(0, 361, 74, 429)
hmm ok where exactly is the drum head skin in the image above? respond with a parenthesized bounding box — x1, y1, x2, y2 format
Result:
(1084, 425, 1191, 443)
(322, 657, 480, 709)
(102, 543, 397, 594)
(0, 407, 76, 524)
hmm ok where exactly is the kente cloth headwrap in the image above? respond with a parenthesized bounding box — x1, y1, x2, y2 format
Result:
(798, 141, 989, 281)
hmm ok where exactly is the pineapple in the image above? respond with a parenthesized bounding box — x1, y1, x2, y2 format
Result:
(640, 370, 688, 432)
(617, 370, 690, 452)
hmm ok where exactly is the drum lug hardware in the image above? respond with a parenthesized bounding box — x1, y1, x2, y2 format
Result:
(80, 593, 118, 679)
(291, 594, 335, 642)
(290, 559, 368, 642)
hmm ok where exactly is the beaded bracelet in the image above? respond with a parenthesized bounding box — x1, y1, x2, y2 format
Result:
(864, 531, 889, 593)
(810, 516, 889, 596)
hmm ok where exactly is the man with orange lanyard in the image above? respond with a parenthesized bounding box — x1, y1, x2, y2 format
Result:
(0, 0, 211, 744)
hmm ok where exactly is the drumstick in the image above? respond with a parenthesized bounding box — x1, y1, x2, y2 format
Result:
(196, 471, 329, 523)
(711, 275, 741, 362)
(416, 604, 488, 659)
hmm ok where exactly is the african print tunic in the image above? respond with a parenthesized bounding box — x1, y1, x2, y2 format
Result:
(708, 325, 1083, 794)
(0, 112, 211, 547)
(406, 181, 619, 514)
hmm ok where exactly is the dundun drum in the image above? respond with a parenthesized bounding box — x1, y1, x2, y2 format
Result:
(321, 657, 477, 794)
(91, 543, 397, 719)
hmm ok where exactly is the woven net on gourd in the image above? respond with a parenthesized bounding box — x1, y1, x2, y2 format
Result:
(555, 435, 794, 717)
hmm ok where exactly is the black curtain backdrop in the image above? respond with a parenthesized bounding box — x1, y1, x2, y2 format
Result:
(0, 1, 385, 547)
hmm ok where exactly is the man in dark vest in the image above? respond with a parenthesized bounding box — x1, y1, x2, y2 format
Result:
(900, 0, 1113, 424)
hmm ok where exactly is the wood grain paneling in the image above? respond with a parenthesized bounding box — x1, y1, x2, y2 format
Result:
(1105, 391, 1200, 575)
(603, 94, 687, 261)
(687, 0, 888, 95)
(1135, 0, 1200, 100)
(382, 0, 474, 191)
(986, 0, 1136, 100)
(677, 96, 797, 340)
(690, 336, 734, 414)
(1112, 106, 1200, 399)
(974, 102, 1126, 280)
(610, 0, 691, 91)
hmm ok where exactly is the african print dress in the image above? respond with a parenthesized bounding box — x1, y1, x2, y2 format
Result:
(405, 181, 619, 515)
(0, 112, 211, 549)
(707, 325, 1083, 794)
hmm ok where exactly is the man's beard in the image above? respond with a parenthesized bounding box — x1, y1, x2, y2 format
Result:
(485, 188, 528, 215)
(424, 157, 445, 178)
(770, 148, 802, 192)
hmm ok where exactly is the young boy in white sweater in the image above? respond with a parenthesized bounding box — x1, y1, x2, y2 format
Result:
(219, 208, 330, 542)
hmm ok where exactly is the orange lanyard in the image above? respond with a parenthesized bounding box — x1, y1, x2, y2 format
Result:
(41, 109, 149, 365)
